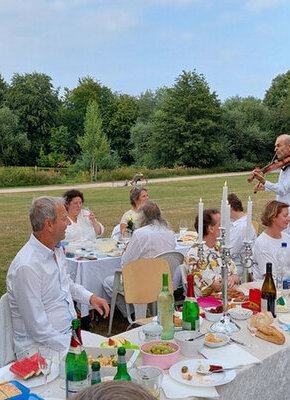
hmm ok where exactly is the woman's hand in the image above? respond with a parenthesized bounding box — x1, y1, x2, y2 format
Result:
(89, 211, 102, 235)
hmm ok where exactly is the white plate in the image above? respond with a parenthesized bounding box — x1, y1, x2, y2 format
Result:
(276, 306, 290, 313)
(169, 359, 236, 387)
(204, 333, 229, 348)
(278, 314, 290, 324)
(1, 360, 59, 388)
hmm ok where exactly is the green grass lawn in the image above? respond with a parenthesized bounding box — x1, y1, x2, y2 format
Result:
(0, 172, 277, 297)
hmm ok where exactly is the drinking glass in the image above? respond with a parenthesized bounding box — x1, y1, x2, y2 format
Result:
(38, 346, 53, 384)
(179, 220, 188, 237)
(83, 207, 90, 218)
(121, 229, 132, 246)
(136, 366, 163, 399)
(247, 320, 258, 349)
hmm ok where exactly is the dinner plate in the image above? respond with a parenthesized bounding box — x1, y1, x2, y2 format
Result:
(0, 360, 59, 388)
(169, 359, 236, 387)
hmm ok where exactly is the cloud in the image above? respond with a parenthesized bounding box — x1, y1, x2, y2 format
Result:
(245, 0, 286, 11)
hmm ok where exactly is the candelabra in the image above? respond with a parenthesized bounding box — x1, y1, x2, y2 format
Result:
(210, 227, 240, 335)
(237, 240, 256, 283)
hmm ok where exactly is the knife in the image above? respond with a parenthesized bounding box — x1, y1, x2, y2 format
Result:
(230, 337, 246, 346)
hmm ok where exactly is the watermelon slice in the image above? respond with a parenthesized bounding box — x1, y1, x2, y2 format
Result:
(29, 353, 42, 376)
(10, 360, 35, 380)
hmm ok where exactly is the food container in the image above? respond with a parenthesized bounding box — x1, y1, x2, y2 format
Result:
(228, 307, 253, 320)
(204, 307, 223, 322)
(174, 330, 204, 357)
(85, 347, 139, 378)
(140, 340, 180, 370)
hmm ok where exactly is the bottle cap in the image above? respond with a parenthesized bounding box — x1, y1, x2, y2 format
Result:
(282, 242, 287, 247)
(266, 262, 272, 274)
(118, 346, 126, 355)
(92, 361, 100, 371)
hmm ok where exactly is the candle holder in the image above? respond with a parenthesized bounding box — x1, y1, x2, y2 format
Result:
(210, 244, 240, 335)
(197, 240, 206, 265)
(241, 240, 256, 283)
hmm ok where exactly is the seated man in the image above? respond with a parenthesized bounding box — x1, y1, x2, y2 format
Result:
(182, 208, 239, 296)
(228, 193, 257, 277)
(103, 200, 175, 315)
(6, 196, 109, 360)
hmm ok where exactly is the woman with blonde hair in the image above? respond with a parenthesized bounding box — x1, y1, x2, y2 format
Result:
(253, 200, 290, 280)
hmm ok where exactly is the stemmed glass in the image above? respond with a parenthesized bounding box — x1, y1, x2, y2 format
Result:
(247, 320, 259, 349)
(121, 229, 132, 246)
(38, 346, 53, 385)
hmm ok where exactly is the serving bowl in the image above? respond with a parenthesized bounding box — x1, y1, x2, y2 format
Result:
(228, 307, 253, 320)
(174, 330, 204, 357)
(140, 340, 180, 370)
(204, 307, 223, 322)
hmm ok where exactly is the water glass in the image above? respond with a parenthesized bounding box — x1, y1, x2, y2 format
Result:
(136, 366, 163, 399)
(179, 220, 188, 236)
(138, 323, 163, 343)
(38, 346, 53, 384)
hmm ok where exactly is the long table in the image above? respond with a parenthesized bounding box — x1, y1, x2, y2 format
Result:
(16, 316, 290, 400)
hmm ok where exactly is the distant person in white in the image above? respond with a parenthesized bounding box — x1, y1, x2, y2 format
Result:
(228, 193, 257, 277)
(103, 200, 175, 316)
(252, 134, 290, 234)
(119, 187, 149, 235)
(253, 200, 290, 281)
(6, 196, 109, 360)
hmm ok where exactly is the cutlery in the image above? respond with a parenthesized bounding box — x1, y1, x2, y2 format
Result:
(196, 366, 244, 375)
(230, 337, 246, 346)
(185, 332, 206, 341)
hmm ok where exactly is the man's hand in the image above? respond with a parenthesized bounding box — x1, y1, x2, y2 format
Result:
(90, 295, 110, 318)
(254, 182, 265, 192)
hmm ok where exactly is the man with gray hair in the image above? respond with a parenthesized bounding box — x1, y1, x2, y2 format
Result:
(253, 134, 290, 233)
(7, 196, 109, 360)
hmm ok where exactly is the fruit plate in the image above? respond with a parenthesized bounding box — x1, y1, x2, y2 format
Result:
(169, 359, 236, 387)
(0, 360, 59, 388)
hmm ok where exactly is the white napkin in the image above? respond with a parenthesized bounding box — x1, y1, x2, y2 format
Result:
(162, 375, 219, 399)
(200, 343, 261, 367)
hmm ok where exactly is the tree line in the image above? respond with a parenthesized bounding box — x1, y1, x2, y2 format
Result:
(1, 69, 290, 174)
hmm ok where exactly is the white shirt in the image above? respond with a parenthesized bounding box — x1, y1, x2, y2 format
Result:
(6, 234, 93, 359)
(121, 222, 175, 266)
(120, 209, 138, 225)
(252, 231, 290, 280)
(265, 167, 290, 234)
(230, 215, 257, 276)
(65, 209, 104, 247)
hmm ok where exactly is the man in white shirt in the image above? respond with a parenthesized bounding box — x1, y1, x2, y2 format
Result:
(228, 194, 257, 277)
(253, 134, 290, 233)
(6, 196, 109, 360)
(103, 200, 175, 316)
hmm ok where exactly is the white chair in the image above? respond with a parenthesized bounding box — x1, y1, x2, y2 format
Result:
(0, 293, 16, 367)
(111, 224, 122, 241)
(107, 270, 124, 335)
(155, 251, 184, 291)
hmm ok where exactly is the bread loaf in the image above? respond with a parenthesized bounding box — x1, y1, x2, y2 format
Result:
(250, 311, 274, 328)
(256, 325, 285, 345)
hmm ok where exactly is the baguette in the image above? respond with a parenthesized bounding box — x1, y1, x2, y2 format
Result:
(256, 325, 285, 345)
(250, 311, 274, 328)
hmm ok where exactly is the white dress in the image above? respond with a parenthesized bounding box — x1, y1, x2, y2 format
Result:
(65, 209, 104, 247)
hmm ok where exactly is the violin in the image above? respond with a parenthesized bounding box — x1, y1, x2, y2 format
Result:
(248, 155, 290, 184)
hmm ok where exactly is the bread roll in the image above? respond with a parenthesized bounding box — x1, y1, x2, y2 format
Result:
(256, 325, 285, 345)
(250, 311, 274, 328)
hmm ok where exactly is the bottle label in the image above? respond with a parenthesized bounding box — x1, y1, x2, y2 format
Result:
(91, 371, 101, 384)
(182, 320, 200, 331)
(66, 378, 90, 397)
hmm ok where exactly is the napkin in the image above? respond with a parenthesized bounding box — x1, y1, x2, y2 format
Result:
(161, 375, 219, 399)
(200, 343, 261, 367)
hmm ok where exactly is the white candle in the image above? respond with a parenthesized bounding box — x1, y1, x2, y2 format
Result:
(198, 198, 203, 243)
(246, 196, 253, 242)
(221, 181, 228, 228)
(225, 202, 231, 247)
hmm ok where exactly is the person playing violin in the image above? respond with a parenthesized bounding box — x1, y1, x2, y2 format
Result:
(252, 134, 290, 232)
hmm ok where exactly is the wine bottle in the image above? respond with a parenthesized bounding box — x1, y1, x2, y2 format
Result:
(157, 273, 174, 340)
(91, 361, 101, 385)
(113, 347, 131, 381)
(182, 273, 200, 331)
(261, 263, 276, 318)
(66, 318, 90, 398)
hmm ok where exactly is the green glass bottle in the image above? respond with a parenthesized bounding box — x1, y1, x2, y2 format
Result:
(157, 273, 174, 340)
(113, 347, 131, 381)
(91, 361, 101, 385)
(182, 273, 200, 331)
(66, 319, 90, 398)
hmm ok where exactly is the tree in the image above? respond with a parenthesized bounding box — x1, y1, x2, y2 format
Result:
(78, 101, 110, 178)
(222, 96, 274, 164)
(0, 74, 8, 107)
(0, 107, 30, 165)
(5, 72, 60, 165)
(264, 71, 290, 109)
(149, 70, 223, 168)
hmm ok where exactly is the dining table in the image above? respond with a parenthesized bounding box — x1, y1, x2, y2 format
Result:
(66, 236, 191, 317)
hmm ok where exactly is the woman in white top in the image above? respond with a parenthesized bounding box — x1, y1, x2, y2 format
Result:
(64, 189, 104, 246)
(253, 200, 290, 280)
(119, 187, 149, 235)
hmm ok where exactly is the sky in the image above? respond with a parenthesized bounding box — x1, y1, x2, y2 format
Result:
(1, 0, 290, 101)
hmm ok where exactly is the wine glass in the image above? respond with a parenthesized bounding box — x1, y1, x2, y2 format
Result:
(121, 229, 132, 246)
(83, 207, 90, 218)
(247, 320, 258, 349)
(179, 220, 188, 237)
(38, 346, 53, 385)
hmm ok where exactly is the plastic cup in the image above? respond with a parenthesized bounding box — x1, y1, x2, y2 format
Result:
(136, 366, 163, 399)
(138, 323, 163, 343)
